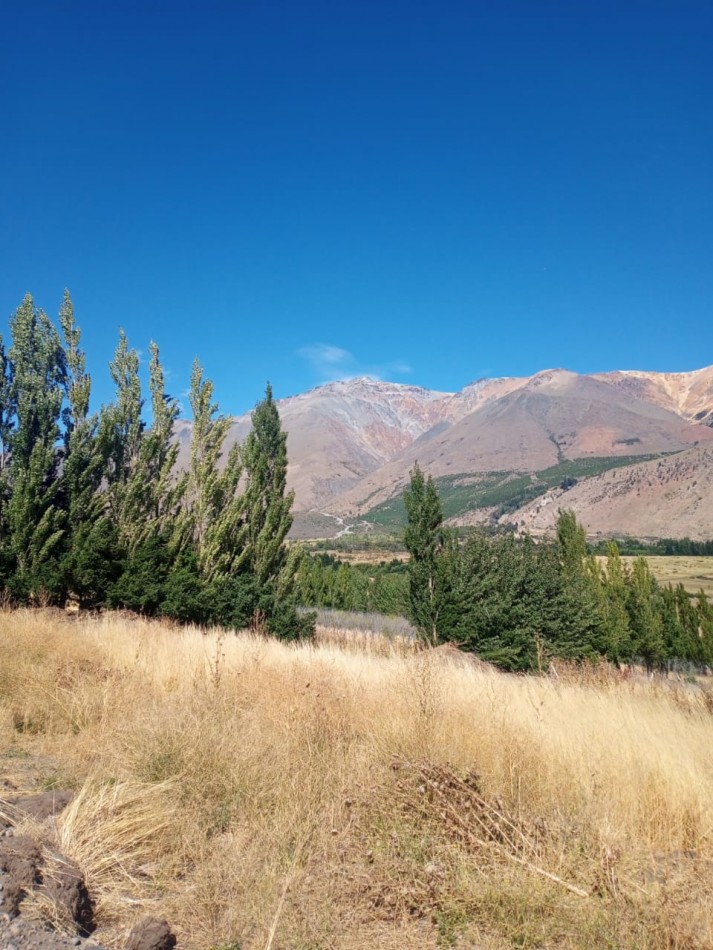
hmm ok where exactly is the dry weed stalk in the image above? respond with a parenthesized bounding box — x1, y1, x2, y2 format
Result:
(392, 758, 590, 898)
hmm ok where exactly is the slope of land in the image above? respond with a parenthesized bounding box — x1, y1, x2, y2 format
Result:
(593, 364, 713, 426)
(332, 370, 713, 517)
(177, 377, 453, 510)
(2, 611, 713, 949)
(174, 365, 713, 537)
(507, 446, 713, 540)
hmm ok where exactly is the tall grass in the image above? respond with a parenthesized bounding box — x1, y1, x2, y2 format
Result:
(1, 609, 712, 948)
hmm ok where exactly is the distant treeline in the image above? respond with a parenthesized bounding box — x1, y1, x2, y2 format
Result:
(591, 537, 713, 557)
(0, 293, 312, 639)
(295, 554, 409, 616)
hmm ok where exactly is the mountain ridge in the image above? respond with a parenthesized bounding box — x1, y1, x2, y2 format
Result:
(176, 364, 713, 534)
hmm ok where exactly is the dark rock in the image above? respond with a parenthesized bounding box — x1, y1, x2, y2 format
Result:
(0, 837, 41, 915)
(40, 856, 95, 935)
(124, 917, 176, 950)
(0, 792, 73, 830)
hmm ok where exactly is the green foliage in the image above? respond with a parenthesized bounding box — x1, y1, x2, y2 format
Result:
(0, 290, 309, 640)
(404, 464, 449, 644)
(397, 478, 713, 672)
(240, 384, 294, 585)
(295, 552, 409, 616)
(364, 455, 669, 531)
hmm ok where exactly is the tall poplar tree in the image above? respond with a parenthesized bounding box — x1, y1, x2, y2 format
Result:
(240, 383, 293, 586)
(404, 463, 446, 645)
(6, 295, 67, 598)
(182, 358, 244, 578)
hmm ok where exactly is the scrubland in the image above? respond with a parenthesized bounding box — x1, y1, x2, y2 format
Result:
(1, 610, 713, 949)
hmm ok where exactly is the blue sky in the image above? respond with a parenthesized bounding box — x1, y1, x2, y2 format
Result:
(1, 1, 711, 415)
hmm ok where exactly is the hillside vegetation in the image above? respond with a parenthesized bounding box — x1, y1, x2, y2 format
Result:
(362, 456, 665, 532)
(2, 611, 713, 949)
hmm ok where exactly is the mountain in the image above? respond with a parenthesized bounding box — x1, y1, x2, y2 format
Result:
(174, 365, 713, 537)
(328, 369, 713, 516)
(592, 365, 713, 427)
(507, 446, 713, 541)
(176, 377, 453, 511)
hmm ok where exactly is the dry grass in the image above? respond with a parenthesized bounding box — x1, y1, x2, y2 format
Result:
(620, 555, 713, 598)
(1, 609, 713, 948)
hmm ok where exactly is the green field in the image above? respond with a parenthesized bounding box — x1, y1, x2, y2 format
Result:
(363, 454, 665, 531)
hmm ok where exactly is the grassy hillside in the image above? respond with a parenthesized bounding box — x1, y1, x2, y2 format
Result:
(2, 611, 713, 948)
(363, 455, 665, 532)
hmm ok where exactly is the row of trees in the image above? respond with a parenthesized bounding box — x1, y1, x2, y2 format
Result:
(404, 466, 713, 670)
(0, 293, 312, 638)
(295, 553, 409, 616)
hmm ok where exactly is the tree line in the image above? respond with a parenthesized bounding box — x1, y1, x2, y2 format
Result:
(0, 292, 313, 639)
(403, 465, 713, 671)
(295, 553, 409, 616)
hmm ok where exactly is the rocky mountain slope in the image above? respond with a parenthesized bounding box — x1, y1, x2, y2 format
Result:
(176, 377, 453, 510)
(508, 446, 713, 541)
(175, 365, 713, 536)
(328, 369, 713, 516)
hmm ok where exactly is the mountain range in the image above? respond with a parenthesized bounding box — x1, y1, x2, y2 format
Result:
(179, 364, 713, 540)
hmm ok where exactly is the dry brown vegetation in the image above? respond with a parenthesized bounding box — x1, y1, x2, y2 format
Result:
(2, 610, 713, 948)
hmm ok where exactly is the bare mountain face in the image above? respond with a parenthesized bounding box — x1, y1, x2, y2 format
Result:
(592, 365, 713, 427)
(176, 378, 453, 511)
(508, 446, 713, 541)
(174, 366, 713, 534)
(328, 368, 713, 516)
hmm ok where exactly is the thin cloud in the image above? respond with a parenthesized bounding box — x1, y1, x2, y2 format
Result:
(297, 343, 412, 383)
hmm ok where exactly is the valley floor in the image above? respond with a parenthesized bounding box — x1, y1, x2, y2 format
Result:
(1, 611, 713, 948)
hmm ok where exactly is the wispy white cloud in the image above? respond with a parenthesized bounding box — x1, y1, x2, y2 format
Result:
(297, 343, 412, 383)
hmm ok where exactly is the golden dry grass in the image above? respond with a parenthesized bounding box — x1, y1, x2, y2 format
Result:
(622, 555, 713, 598)
(1, 609, 713, 948)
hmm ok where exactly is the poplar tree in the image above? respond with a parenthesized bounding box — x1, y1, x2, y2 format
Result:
(103, 329, 145, 551)
(404, 463, 446, 645)
(6, 295, 67, 599)
(182, 358, 244, 578)
(240, 383, 293, 586)
(628, 557, 665, 669)
(600, 541, 632, 661)
(59, 291, 118, 605)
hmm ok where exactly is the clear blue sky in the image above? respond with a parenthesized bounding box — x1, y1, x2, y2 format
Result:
(1, 1, 711, 415)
